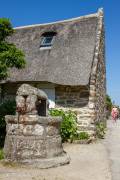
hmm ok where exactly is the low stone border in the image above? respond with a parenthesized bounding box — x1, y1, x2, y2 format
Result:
(67, 136, 96, 144)
(73, 139, 92, 144)
(1, 152, 70, 169)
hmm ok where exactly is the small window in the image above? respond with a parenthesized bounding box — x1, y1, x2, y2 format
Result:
(40, 32, 57, 48)
(41, 36, 53, 47)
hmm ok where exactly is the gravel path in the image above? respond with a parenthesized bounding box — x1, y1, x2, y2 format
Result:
(0, 141, 111, 180)
(104, 119, 120, 180)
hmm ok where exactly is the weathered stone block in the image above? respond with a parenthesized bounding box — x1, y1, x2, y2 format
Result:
(33, 124, 44, 136)
(46, 136, 63, 158)
(23, 125, 34, 136)
(46, 125, 59, 136)
(7, 124, 18, 135)
(18, 115, 38, 124)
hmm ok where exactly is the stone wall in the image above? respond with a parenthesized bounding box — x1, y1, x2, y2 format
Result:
(55, 85, 96, 136)
(55, 85, 89, 108)
(94, 30, 106, 122)
(89, 9, 106, 124)
(1, 83, 90, 110)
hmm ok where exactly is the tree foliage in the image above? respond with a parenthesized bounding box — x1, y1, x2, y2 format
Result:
(0, 18, 26, 80)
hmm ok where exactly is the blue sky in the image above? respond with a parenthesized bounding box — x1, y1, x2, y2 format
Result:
(0, 0, 120, 105)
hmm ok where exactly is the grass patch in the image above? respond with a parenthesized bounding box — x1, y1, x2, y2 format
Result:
(74, 132, 90, 140)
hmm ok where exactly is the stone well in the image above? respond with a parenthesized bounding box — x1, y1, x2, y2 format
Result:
(4, 84, 70, 168)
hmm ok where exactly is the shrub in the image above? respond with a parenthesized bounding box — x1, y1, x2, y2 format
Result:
(0, 149, 4, 160)
(0, 100, 16, 147)
(49, 109, 77, 142)
(96, 121, 106, 139)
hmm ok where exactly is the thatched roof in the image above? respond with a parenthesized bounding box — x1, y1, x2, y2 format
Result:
(3, 9, 104, 86)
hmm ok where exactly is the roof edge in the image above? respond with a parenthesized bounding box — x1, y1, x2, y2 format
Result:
(0, 80, 89, 86)
(98, 8, 104, 17)
(14, 11, 98, 30)
(90, 7, 104, 82)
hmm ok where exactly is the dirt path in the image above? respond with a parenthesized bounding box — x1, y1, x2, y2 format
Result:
(104, 119, 120, 180)
(0, 141, 111, 180)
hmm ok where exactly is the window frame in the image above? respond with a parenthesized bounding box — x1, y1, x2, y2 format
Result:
(40, 32, 57, 49)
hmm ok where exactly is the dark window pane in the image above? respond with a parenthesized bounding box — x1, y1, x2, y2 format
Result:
(43, 37, 53, 44)
(41, 36, 53, 47)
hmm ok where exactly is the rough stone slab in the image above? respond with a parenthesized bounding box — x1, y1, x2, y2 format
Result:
(0, 142, 111, 180)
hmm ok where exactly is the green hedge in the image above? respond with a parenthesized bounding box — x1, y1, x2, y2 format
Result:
(0, 100, 16, 147)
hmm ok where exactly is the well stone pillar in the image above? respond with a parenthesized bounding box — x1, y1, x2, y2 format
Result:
(4, 84, 70, 168)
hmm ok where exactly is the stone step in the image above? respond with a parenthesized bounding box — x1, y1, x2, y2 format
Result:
(77, 114, 95, 118)
(77, 118, 94, 125)
(77, 117, 92, 121)
(77, 124, 95, 131)
(77, 129, 95, 136)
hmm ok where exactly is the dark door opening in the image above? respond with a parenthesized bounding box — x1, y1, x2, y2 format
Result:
(36, 99, 46, 116)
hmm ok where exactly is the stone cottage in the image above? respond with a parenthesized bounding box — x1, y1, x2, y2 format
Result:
(0, 8, 106, 135)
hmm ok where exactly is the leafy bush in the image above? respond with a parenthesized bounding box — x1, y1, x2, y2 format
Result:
(0, 149, 4, 160)
(75, 132, 89, 140)
(0, 100, 16, 147)
(96, 122, 106, 139)
(49, 109, 77, 142)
